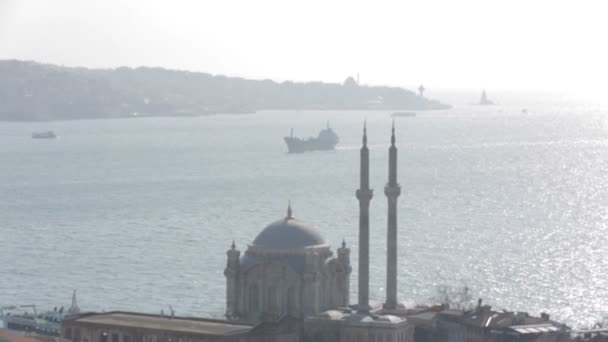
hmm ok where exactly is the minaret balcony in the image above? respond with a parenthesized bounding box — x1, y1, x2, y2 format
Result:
(356, 189, 373, 201)
(384, 185, 401, 197)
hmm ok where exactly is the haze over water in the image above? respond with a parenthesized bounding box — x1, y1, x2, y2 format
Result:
(1, 93, 607, 328)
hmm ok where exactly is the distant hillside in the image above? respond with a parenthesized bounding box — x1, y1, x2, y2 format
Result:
(0, 60, 450, 121)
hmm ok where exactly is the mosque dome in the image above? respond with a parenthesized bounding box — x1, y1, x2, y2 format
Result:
(239, 204, 331, 273)
(252, 216, 327, 250)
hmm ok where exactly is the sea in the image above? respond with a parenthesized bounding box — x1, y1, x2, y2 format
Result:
(1, 92, 607, 328)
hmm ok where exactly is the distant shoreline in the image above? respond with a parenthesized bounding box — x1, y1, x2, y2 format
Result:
(0, 60, 450, 122)
(0, 107, 451, 123)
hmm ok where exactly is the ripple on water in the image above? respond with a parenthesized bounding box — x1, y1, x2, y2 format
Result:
(1, 106, 608, 327)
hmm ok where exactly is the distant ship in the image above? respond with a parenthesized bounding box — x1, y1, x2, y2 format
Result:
(284, 123, 339, 153)
(31, 131, 57, 139)
(0, 305, 62, 336)
(391, 112, 416, 117)
(478, 90, 495, 105)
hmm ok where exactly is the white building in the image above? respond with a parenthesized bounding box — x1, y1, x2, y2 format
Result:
(225, 206, 351, 321)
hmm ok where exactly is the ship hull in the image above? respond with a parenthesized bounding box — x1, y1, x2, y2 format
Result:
(284, 137, 337, 153)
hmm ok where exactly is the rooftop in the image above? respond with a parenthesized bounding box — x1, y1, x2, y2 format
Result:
(307, 309, 407, 326)
(0, 328, 69, 342)
(507, 324, 562, 335)
(67, 312, 254, 337)
(251, 216, 327, 250)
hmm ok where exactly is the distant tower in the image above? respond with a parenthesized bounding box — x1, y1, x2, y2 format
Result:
(356, 122, 373, 314)
(224, 241, 240, 319)
(357, 73, 360, 85)
(67, 290, 80, 316)
(418, 84, 425, 97)
(384, 121, 402, 310)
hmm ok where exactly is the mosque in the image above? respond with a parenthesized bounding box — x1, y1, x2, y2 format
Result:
(59, 123, 569, 342)
(225, 123, 414, 342)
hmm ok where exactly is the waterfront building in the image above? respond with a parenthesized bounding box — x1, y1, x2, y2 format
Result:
(407, 301, 570, 342)
(61, 311, 298, 342)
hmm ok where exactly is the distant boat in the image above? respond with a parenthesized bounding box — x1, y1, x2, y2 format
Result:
(0, 291, 80, 336)
(284, 123, 339, 153)
(391, 112, 416, 117)
(478, 90, 495, 105)
(1, 306, 61, 336)
(31, 131, 57, 139)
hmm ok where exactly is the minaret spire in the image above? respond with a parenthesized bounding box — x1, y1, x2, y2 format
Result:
(356, 121, 373, 314)
(384, 122, 402, 310)
(363, 120, 367, 146)
(287, 200, 293, 219)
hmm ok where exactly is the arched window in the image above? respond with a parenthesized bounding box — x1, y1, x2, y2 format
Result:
(267, 286, 277, 313)
(249, 284, 259, 311)
(286, 287, 296, 315)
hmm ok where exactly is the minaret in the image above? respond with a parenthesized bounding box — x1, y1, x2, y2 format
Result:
(356, 121, 373, 314)
(224, 241, 240, 319)
(384, 121, 402, 310)
(67, 289, 80, 315)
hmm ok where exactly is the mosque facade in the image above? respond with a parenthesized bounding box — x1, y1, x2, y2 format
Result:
(224, 208, 352, 321)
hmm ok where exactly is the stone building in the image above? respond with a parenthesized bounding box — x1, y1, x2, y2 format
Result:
(61, 311, 298, 342)
(406, 302, 570, 342)
(304, 309, 411, 342)
(224, 122, 415, 342)
(225, 205, 351, 321)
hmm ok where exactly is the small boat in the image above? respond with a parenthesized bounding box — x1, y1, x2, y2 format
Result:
(31, 131, 57, 139)
(0, 291, 80, 337)
(391, 112, 416, 117)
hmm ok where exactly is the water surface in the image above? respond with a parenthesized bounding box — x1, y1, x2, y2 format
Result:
(1, 98, 607, 327)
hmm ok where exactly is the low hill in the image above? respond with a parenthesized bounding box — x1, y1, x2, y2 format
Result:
(0, 60, 450, 121)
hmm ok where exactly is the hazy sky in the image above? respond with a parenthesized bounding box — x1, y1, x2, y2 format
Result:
(1, 0, 606, 98)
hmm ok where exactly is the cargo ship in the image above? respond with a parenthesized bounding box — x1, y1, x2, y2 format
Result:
(284, 123, 339, 153)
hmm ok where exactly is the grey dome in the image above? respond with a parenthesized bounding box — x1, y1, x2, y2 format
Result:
(252, 217, 326, 249)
